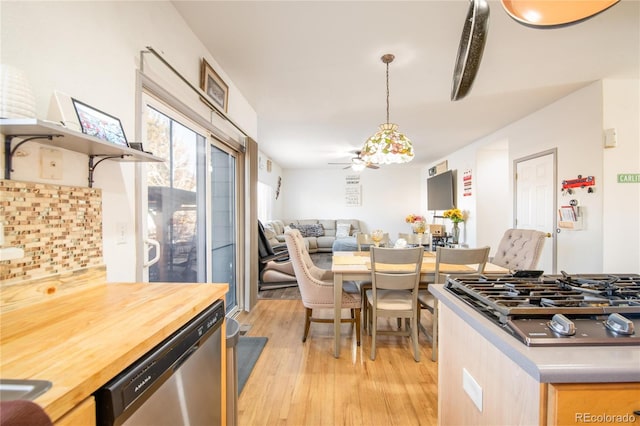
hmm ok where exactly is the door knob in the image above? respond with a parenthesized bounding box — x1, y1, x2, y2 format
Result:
(546, 232, 553, 237)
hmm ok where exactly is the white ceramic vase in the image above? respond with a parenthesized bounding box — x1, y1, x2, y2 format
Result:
(0, 64, 36, 119)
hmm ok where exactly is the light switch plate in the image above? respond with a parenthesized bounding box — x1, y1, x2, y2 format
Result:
(116, 222, 127, 245)
(40, 148, 63, 179)
(462, 368, 483, 412)
(604, 128, 617, 148)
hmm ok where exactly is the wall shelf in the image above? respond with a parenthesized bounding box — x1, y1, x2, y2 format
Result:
(1, 118, 164, 187)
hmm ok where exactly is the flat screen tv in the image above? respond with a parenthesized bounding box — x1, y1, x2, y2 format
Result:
(427, 170, 455, 211)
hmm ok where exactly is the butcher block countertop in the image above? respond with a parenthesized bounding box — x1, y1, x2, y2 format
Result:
(0, 281, 228, 423)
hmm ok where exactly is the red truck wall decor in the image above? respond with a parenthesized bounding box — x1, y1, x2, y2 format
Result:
(562, 175, 595, 193)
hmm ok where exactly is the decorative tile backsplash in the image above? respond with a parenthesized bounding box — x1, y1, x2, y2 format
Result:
(0, 180, 103, 284)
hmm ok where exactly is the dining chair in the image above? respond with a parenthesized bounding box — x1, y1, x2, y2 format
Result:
(418, 246, 490, 362)
(284, 229, 361, 345)
(491, 228, 546, 271)
(366, 246, 424, 361)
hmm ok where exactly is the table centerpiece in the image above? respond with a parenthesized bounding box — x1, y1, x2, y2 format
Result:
(442, 208, 465, 244)
(405, 213, 426, 234)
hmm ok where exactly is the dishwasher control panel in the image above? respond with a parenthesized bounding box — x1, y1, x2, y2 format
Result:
(95, 299, 225, 426)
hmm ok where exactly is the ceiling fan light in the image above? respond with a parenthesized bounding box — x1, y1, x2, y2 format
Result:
(361, 123, 414, 164)
(351, 162, 366, 172)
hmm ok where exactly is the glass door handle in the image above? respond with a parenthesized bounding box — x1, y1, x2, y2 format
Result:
(144, 238, 160, 267)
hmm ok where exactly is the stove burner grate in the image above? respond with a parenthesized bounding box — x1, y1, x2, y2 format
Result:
(557, 271, 640, 300)
(445, 273, 640, 346)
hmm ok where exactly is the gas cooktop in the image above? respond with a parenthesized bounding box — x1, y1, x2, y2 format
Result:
(445, 273, 640, 346)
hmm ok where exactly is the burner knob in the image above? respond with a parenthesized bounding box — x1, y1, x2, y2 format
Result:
(548, 314, 576, 336)
(604, 313, 635, 335)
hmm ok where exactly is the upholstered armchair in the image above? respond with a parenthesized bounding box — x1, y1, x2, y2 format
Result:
(491, 228, 546, 271)
(284, 229, 361, 344)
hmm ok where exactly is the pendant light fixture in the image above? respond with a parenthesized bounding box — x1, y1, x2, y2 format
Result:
(361, 54, 414, 165)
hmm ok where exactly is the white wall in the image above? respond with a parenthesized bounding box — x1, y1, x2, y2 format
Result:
(428, 83, 604, 272)
(476, 140, 510, 252)
(425, 80, 639, 273)
(1, 2, 258, 281)
(501, 83, 604, 272)
(602, 79, 640, 272)
(257, 150, 285, 219)
(5, 2, 636, 276)
(275, 81, 639, 273)
(280, 166, 424, 238)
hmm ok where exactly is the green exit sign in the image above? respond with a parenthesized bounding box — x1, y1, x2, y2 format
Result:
(618, 173, 640, 183)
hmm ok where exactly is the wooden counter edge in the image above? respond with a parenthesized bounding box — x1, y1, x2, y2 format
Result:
(1, 281, 228, 423)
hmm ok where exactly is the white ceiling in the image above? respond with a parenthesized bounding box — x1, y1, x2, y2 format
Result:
(172, 0, 639, 169)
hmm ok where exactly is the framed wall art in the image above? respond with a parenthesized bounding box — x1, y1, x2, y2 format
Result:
(71, 98, 128, 147)
(200, 58, 228, 113)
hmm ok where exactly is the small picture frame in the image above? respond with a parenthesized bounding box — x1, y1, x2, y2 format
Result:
(200, 58, 229, 113)
(71, 98, 128, 147)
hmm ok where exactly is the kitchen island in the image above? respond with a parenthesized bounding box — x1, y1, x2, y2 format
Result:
(0, 277, 228, 425)
(430, 284, 640, 425)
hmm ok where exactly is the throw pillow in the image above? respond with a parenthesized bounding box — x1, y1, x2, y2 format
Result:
(290, 223, 324, 237)
(336, 223, 351, 239)
(263, 222, 276, 234)
(263, 227, 277, 240)
(308, 224, 324, 237)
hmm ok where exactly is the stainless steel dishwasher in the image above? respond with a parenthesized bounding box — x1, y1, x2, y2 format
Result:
(95, 299, 225, 426)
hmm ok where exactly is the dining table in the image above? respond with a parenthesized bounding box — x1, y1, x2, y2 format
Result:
(330, 250, 509, 358)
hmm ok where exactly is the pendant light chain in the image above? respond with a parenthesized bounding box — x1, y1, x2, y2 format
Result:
(386, 60, 390, 124)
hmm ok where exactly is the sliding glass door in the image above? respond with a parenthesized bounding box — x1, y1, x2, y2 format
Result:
(138, 92, 242, 313)
(143, 103, 206, 283)
(210, 144, 238, 312)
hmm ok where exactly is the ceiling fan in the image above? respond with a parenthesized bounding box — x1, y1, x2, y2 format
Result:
(328, 150, 380, 170)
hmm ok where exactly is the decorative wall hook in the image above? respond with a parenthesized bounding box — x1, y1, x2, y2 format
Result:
(561, 175, 595, 195)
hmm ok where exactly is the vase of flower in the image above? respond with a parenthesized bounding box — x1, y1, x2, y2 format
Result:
(405, 214, 426, 234)
(443, 208, 465, 244)
(451, 222, 460, 244)
(411, 221, 426, 234)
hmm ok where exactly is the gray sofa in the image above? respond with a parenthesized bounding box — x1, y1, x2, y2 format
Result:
(262, 219, 361, 253)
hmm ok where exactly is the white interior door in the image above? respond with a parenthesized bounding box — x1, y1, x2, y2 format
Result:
(515, 151, 556, 273)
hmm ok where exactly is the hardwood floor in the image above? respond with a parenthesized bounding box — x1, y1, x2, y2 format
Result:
(236, 299, 439, 425)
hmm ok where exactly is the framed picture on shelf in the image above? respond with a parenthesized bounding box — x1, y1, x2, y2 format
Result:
(71, 98, 128, 147)
(200, 58, 228, 113)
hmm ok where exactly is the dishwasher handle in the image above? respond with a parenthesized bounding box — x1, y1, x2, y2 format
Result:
(173, 344, 199, 372)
